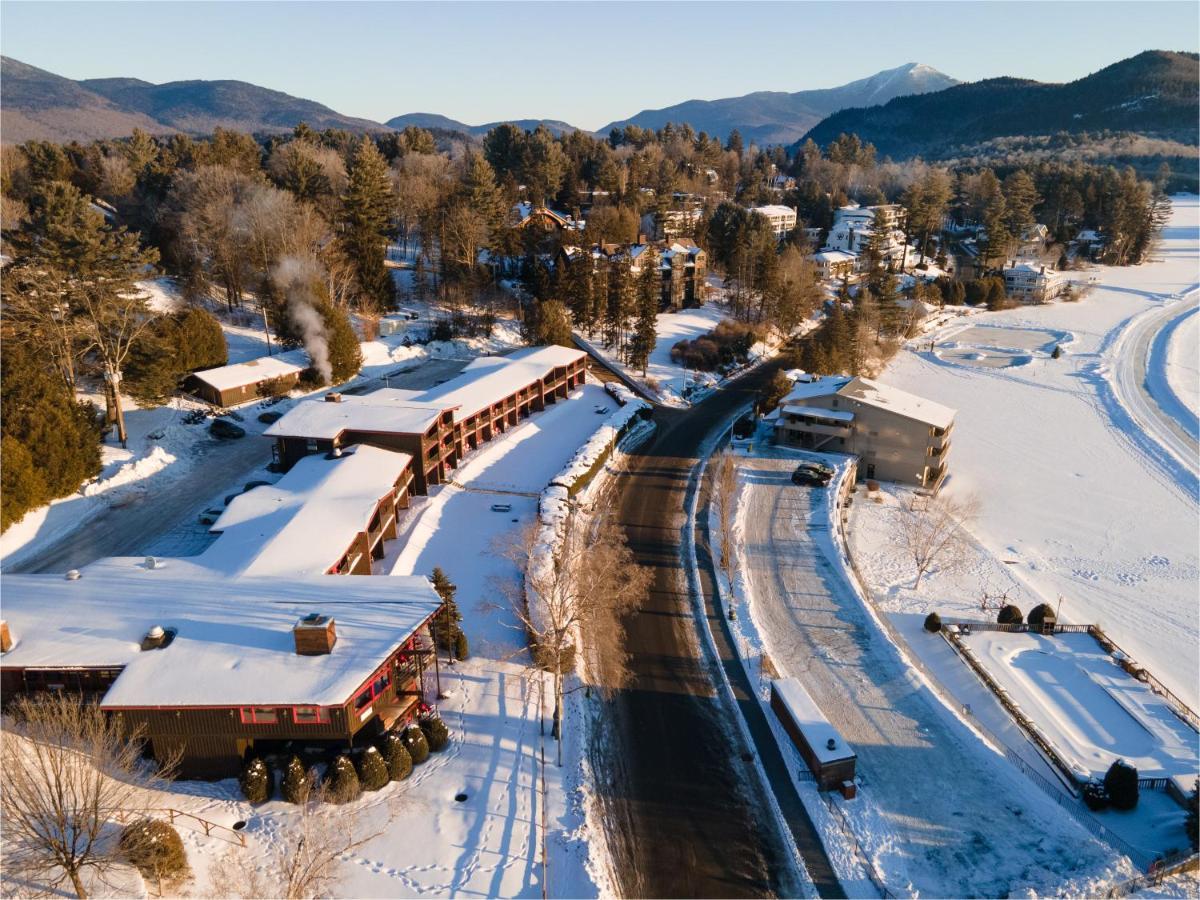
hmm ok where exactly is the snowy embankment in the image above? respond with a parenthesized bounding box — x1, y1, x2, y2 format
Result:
(859, 195, 1200, 712)
(528, 383, 654, 642)
(1165, 303, 1200, 425)
(713, 449, 1133, 897)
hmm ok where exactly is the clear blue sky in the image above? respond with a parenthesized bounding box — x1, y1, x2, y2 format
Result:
(3, 1, 1197, 131)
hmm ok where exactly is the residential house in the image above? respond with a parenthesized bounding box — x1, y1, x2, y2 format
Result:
(749, 204, 798, 239)
(0, 562, 446, 778)
(187, 350, 308, 407)
(1002, 261, 1066, 303)
(824, 204, 911, 268)
(772, 375, 955, 489)
(811, 249, 858, 281)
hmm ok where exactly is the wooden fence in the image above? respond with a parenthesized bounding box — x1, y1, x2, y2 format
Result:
(115, 807, 247, 847)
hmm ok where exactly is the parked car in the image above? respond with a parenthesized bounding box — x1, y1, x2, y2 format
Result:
(209, 418, 246, 440)
(791, 463, 832, 487)
(490, 503, 512, 513)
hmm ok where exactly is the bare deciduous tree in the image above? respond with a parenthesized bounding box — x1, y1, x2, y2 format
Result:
(207, 786, 386, 899)
(712, 449, 739, 580)
(896, 491, 979, 589)
(494, 514, 651, 765)
(1, 693, 176, 898)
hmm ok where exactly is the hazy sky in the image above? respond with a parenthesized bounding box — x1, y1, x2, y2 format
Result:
(3, 1, 1197, 130)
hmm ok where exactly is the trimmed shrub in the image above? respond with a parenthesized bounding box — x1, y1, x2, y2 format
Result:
(357, 745, 390, 791)
(1104, 759, 1139, 811)
(454, 629, 470, 662)
(379, 731, 413, 781)
(923, 612, 942, 633)
(401, 724, 430, 765)
(997, 604, 1024, 625)
(1027, 603, 1057, 628)
(421, 716, 450, 752)
(119, 818, 188, 888)
(281, 755, 313, 804)
(238, 756, 273, 804)
(1082, 781, 1110, 812)
(326, 753, 361, 803)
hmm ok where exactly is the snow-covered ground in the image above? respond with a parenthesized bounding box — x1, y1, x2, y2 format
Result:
(856, 194, 1200, 710)
(1160, 300, 1200, 436)
(719, 452, 1131, 896)
(957, 630, 1197, 784)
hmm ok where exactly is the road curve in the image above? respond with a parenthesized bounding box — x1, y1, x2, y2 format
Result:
(590, 358, 845, 899)
(1108, 294, 1200, 487)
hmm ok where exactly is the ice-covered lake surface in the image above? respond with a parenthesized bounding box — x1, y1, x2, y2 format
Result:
(959, 630, 1198, 783)
(935, 324, 1069, 368)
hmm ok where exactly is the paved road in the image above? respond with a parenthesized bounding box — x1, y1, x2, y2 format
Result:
(591, 357, 844, 899)
(736, 458, 1121, 896)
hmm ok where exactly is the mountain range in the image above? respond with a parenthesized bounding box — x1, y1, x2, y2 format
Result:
(2, 52, 1195, 159)
(803, 50, 1199, 158)
(598, 63, 958, 144)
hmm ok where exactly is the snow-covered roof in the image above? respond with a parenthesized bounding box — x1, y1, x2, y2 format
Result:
(748, 204, 797, 218)
(0, 565, 441, 709)
(415, 346, 583, 422)
(781, 376, 851, 404)
(264, 395, 444, 441)
(782, 404, 855, 422)
(506, 345, 587, 368)
(191, 350, 309, 393)
(840, 377, 956, 429)
(812, 250, 857, 264)
(772, 678, 854, 765)
(200, 444, 412, 578)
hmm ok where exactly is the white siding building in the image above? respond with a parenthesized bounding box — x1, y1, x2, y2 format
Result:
(749, 204, 798, 239)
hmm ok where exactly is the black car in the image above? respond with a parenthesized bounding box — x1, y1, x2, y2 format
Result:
(791, 463, 832, 487)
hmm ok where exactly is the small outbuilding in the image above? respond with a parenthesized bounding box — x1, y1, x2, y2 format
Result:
(771, 677, 857, 792)
(187, 350, 308, 406)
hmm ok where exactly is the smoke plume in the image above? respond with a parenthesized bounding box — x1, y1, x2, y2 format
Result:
(272, 256, 332, 384)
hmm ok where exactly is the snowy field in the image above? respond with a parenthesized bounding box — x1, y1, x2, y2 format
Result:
(1162, 301, 1200, 434)
(958, 630, 1198, 784)
(855, 195, 1200, 710)
(719, 453, 1131, 897)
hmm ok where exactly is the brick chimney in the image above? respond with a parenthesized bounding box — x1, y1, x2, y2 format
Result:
(293, 613, 337, 655)
(1, 620, 11, 653)
(325, 392, 343, 403)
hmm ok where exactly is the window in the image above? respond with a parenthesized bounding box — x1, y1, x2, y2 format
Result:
(354, 687, 373, 710)
(239, 707, 279, 725)
(373, 669, 391, 697)
(292, 706, 331, 725)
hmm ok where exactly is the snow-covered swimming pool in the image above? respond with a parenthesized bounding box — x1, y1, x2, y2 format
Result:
(935, 324, 1070, 369)
(958, 630, 1197, 784)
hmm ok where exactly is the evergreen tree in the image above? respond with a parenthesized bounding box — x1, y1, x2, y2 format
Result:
(629, 252, 660, 375)
(343, 136, 395, 309)
(125, 307, 227, 402)
(979, 170, 1011, 268)
(379, 732, 413, 781)
(527, 299, 574, 348)
(280, 756, 313, 804)
(401, 724, 430, 764)
(238, 757, 273, 804)
(0, 341, 102, 531)
(420, 716, 451, 752)
(326, 753, 361, 803)
(1002, 170, 1041, 236)
(562, 255, 597, 335)
(430, 566, 462, 651)
(356, 746, 390, 791)
(7, 181, 159, 445)
(874, 271, 903, 337)
(323, 302, 364, 384)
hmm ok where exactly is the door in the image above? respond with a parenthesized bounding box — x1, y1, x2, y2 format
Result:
(866, 463, 875, 479)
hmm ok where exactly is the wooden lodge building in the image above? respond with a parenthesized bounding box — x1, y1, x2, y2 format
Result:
(194, 444, 415, 578)
(0, 562, 445, 778)
(265, 346, 588, 488)
(186, 350, 308, 407)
